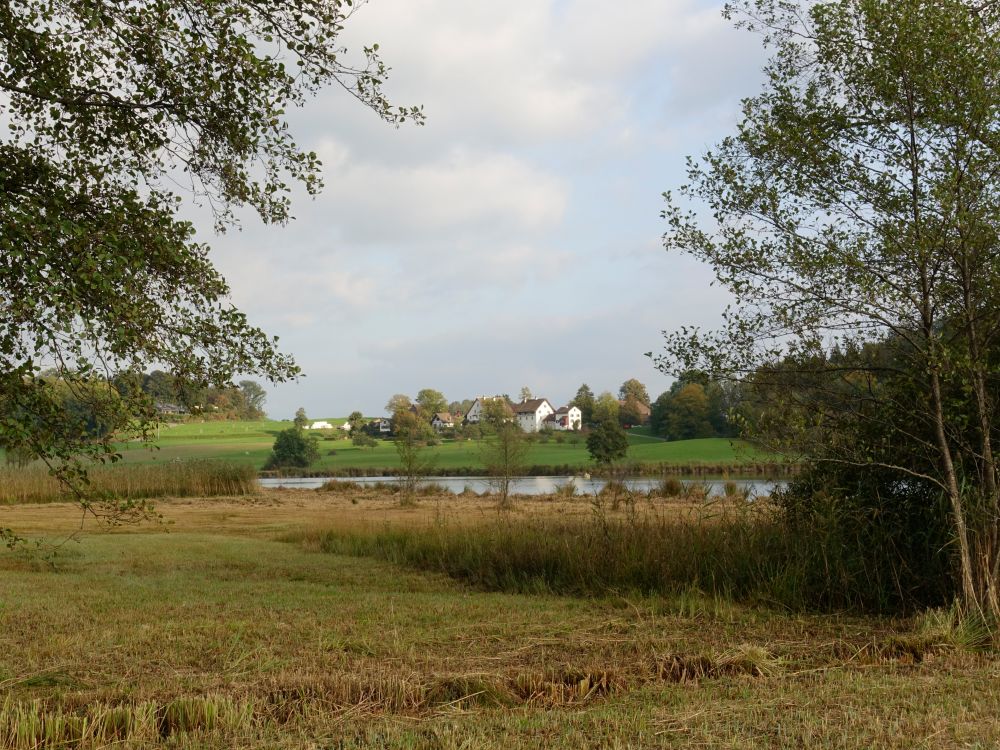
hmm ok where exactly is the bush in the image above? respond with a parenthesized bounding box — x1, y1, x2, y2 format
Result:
(265, 427, 320, 469)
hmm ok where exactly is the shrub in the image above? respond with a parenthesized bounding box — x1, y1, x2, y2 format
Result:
(265, 427, 320, 469)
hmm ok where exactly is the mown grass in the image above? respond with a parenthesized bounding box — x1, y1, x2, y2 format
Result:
(3, 492, 998, 748)
(0, 461, 257, 504)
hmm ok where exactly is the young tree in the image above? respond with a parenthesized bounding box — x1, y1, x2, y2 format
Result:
(293, 408, 309, 430)
(352, 432, 378, 451)
(480, 399, 528, 509)
(519, 386, 533, 402)
(392, 409, 433, 503)
(0, 1, 421, 536)
(655, 0, 1000, 616)
(586, 416, 629, 469)
(266, 428, 319, 470)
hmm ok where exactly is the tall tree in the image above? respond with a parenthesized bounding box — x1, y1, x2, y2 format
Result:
(618, 379, 650, 407)
(655, 0, 1000, 617)
(0, 1, 420, 536)
(385, 394, 412, 416)
(293, 407, 309, 431)
(571, 384, 596, 424)
(238, 381, 267, 419)
(592, 392, 620, 424)
(519, 386, 533, 402)
(415, 389, 448, 419)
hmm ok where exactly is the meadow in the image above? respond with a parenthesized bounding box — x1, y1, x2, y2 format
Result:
(1, 488, 999, 748)
(101, 419, 775, 475)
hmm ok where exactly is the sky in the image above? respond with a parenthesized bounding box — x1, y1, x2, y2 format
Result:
(199, 0, 768, 419)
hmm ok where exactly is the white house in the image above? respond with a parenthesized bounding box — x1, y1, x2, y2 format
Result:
(544, 405, 582, 431)
(431, 412, 454, 431)
(338, 421, 352, 432)
(511, 398, 555, 433)
(307, 420, 334, 430)
(464, 396, 508, 424)
(371, 417, 392, 435)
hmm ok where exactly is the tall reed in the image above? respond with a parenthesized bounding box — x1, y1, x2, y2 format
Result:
(0, 461, 257, 504)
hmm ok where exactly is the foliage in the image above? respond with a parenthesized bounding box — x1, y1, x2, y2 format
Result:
(0, 0, 421, 527)
(519, 386, 533, 402)
(415, 389, 448, 419)
(293, 408, 309, 430)
(618, 379, 650, 406)
(480, 400, 529, 509)
(352, 433, 378, 451)
(618, 397, 647, 428)
(586, 417, 629, 468)
(592, 392, 620, 424)
(392, 410, 433, 500)
(265, 427, 319, 469)
(570, 384, 596, 425)
(238, 381, 267, 419)
(385, 394, 412, 416)
(655, 0, 1000, 616)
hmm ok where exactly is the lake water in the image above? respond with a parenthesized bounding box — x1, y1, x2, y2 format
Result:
(259, 475, 784, 497)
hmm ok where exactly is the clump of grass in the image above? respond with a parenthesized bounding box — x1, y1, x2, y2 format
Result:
(0, 461, 257, 505)
(654, 477, 684, 498)
(723, 480, 751, 502)
(554, 482, 578, 499)
(318, 480, 363, 493)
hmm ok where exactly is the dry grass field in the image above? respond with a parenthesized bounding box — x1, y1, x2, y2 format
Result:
(2, 488, 1000, 748)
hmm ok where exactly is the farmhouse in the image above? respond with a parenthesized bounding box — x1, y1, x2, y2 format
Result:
(464, 396, 509, 424)
(544, 405, 582, 431)
(511, 398, 555, 433)
(431, 412, 454, 431)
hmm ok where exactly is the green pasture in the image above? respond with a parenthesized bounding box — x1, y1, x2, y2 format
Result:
(108, 420, 769, 473)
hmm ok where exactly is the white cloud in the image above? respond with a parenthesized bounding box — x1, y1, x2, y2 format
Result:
(313, 146, 568, 243)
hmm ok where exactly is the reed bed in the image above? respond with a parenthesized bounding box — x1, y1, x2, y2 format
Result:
(301, 503, 814, 607)
(270, 460, 797, 479)
(0, 461, 257, 504)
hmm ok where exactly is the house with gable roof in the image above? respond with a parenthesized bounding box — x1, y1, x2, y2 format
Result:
(464, 396, 510, 424)
(430, 412, 455, 431)
(544, 405, 582, 431)
(511, 398, 555, 433)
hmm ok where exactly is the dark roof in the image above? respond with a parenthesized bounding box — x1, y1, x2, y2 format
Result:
(511, 398, 551, 414)
(619, 399, 651, 417)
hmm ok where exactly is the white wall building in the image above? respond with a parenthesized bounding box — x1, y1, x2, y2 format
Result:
(511, 398, 555, 433)
(307, 420, 334, 430)
(545, 406, 582, 431)
(464, 396, 507, 424)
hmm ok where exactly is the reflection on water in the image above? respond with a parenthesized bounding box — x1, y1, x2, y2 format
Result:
(259, 475, 784, 497)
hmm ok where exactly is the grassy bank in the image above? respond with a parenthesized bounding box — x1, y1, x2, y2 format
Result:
(0, 461, 257, 504)
(1, 492, 998, 747)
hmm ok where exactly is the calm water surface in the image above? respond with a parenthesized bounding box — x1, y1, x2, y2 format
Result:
(259, 475, 784, 496)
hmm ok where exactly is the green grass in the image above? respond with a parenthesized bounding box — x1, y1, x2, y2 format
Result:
(102, 420, 773, 474)
(2, 496, 998, 748)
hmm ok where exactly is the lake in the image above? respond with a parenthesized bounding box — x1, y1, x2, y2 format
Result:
(259, 475, 784, 496)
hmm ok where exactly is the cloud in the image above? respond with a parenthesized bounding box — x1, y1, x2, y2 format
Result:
(187, 1, 770, 418)
(311, 145, 568, 244)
